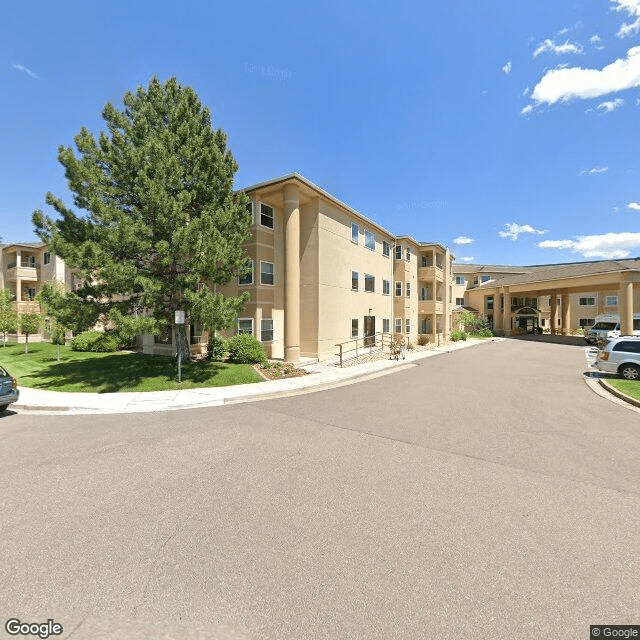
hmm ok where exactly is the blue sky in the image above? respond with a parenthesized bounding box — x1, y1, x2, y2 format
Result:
(2, 0, 640, 265)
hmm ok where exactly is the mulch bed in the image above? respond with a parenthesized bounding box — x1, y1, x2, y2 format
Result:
(253, 361, 309, 381)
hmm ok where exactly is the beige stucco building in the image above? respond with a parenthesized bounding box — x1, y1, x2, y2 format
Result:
(216, 173, 454, 362)
(453, 260, 640, 336)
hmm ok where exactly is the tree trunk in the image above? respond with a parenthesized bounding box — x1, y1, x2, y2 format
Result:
(57, 343, 60, 362)
(24, 335, 29, 354)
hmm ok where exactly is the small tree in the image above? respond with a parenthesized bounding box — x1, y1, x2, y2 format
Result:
(457, 310, 477, 331)
(0, 288, 18, 346)
(19, 312, 42, 354)
(49, 321, 66, 362)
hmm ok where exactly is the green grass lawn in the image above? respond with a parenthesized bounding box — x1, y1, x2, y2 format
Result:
(0, 342, 262, 393)
(607, 378, 640, 402)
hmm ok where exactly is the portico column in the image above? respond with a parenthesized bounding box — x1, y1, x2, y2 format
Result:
(502, 287, 510, 335)
(561, 293, 570, 336)
(283, 184, 300, 363)
(493, 289, 503, 332)
(619, 280, 634, 336)
(550, 292, 558, 335)
(431, 312, 437, 344)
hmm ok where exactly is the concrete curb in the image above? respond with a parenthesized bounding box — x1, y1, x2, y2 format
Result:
(598, 379, 640, 409)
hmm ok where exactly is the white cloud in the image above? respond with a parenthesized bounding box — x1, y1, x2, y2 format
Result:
(522, 86, 530, 96)
(453, 235, 474, 245)
(499, 223, 547, 241)
(590, 34, 603, 44)
(521, 104, 535, 116)
(502, 61, 512, 75)
(528, 46, 640, 105)
(598, 97, 625, 111)
(539, 231, 640, 258)
(580, 166, 609, 174)
(612, 0, 640, 37)
(459, 257, 475, 263)
(628, 202, 640, 210)
(12, 63, 38, 79)
(558, 27, 570, 36)
(533, 39, 584, 58)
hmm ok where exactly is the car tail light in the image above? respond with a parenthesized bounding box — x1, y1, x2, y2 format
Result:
(599, 352, 609, 361)
(11, 376, 17, 389)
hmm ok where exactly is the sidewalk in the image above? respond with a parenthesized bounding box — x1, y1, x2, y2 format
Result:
(13, 338, 498, 415)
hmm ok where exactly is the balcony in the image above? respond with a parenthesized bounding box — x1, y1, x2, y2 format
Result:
(418, 265, 443, 282)
(419, 299, 444, 315)
(13, 301, 41, 314)
(5, 260, 40, 281)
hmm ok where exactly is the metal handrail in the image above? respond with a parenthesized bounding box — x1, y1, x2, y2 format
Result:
(335, 332, 393, 367)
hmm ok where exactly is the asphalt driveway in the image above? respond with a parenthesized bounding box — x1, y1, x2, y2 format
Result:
(1, 339, 638, 639)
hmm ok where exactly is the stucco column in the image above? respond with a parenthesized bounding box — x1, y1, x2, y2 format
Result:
(254, 306, 262, 343)
(501, 287, 510, 335)
(561, 293, 570, 336)
(283, 184, 300, 363)
(431, 312, 437, 344)
(493, 289, 503, 333)
(550, 292, 558, 335)
(16, 277, 21, 302)
(619, 280, 634, 336)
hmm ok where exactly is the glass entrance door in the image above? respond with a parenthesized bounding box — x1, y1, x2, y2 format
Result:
(363, 316, 375, 347)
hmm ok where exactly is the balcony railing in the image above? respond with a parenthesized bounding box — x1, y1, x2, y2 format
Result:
(7, 260, 39, 269)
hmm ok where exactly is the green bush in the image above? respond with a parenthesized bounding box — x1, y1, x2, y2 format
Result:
(450, 330, 467, 342)
(479, 328, 493, 338)
(575, 327, 585, 336)
(208, 335, 228, 361)
(71, 330, 118, 352)
(226, 333, 267, 365)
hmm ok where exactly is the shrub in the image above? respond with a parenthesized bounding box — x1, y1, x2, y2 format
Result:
(450, 329, 467, 342)
(208, 335, 228, 361)
(479, 328, 493, 338)
(417, 334, 429, 346)
(71, 330, 118, 352)
(226, 333, 267, 365)
(575, 327, 585, 336)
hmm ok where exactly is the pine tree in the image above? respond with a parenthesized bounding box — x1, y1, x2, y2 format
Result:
(33, 76, 251, 360)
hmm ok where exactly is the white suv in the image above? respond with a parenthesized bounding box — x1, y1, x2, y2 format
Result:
(595, 337, 640, 380)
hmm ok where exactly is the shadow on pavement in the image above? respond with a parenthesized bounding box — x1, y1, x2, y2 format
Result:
(505, 334, 587, 347)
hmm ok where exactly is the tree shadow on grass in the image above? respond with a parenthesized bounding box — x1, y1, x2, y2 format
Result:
(35, 354, 229, 393)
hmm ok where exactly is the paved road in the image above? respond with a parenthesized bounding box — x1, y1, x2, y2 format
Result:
(1, 339, 639, 640)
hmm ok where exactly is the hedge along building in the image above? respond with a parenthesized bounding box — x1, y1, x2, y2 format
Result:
(452, 259, 640, 336)
(216, 173, 454, 363)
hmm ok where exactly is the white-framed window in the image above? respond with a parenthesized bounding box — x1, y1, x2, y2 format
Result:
(382, 240, 390, 257)
(364, 229, 375, 251)
(606, 295, 618, 306)
(364, 274, 375, 293)
(260, 261, 274, 285)
(456, 297, 465, 306)
(351, 318, 358, 338)
(395, 281, 402, 297)
(237, 318, 253, 335)
(260, 202, 274, 229)
(406, 282, 412, 298)
(580, 318, 596, 327)
(239, 259, 253, 285)
(261, 318, 274, 342)
(43, 252, 51, 265)
(405, 247, 411, 261)
(481, 275, 491, 283)
(383, 318, 390, 333)
(352, 271, 359, 291)
(247, 201, 254, 224)
(473, 276, 478, 285)
(383, 280, 390, 295)
(579, 297, 595, 306)
(455, 276, 465, 285)
(395, 244, 402, 260)
(394, 318, 402, 334)
(351, 222, 359, 244)
(405, 318, 411, 333)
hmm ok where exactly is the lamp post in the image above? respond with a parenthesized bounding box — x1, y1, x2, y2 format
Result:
(175, 310, 185, 383)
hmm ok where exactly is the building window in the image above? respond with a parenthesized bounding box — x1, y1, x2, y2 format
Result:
(351, 318, 358, 338)
(239, 259, 253, 285)
(383, 280, 390, 295)
(481, 275, 491, 283)
(406, 282, 411, 298)
(43, 252, 51, 265)
(405, 247, 411, 261)
(421, 318, 430, 334)
(364, 230, 375, 251)
(260, 261, 274, 285)
(606, 296, 618, 306)
(365, 274, 375, 293)
(383, 318, 390, 333)
(395, 282, 402, 297)
(395, 318, 402, 334)
(237, 318, 253, 335)
(405, 318, 411, 333)
(351, 222, 359, 244)
(154, 326, 172, 344)
(421, 255, 429, 267)
(247, 201, 254, 224)
(456, 297, 465, 306)
(455, 276, 465, 285)
(420, 287, 430, 301)
(473, 276, 478, 285)
(260, 319, 274, 342)
(260, 203, 274, 229)
(541, 318, 545, 327)
(487, 296, 494, 310)
(579, 297, 595, 306)
(580, 318, 596, 327)
(27, 287, 37, 300)
(395, 244, 402, 260)
(383, 241, 390, 257)
(352, 271, 359, 291)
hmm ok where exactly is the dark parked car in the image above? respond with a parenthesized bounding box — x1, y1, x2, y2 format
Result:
(0, 366, 19, 412)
